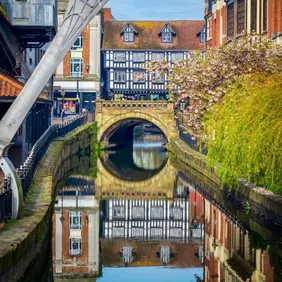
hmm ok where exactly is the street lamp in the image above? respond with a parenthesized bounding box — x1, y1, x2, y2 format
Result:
(99, 79, 104, 100)
(76, 66, 82, 115)
(61, 88, 65, 121)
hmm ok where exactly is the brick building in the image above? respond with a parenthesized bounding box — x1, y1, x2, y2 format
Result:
(52, 177, 100, 278)
(205, 0, 282, 47)
(53, 1, 105, 116)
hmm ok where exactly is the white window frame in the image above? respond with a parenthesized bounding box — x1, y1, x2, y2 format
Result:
(114, 52, 126, 62)
(162, 32, 172, 43)
(133, 52, 145, 62)
(172, 53, 184, 62)
(133, 71, 145, 83)
(70, 58, 83, 77)
(114, 71, 126, 82)
(71, 35, 83, 50)
(152, 72, 165, 83)
(69, 211, 82, 229)
(152, 53, 165, 62)
(69, 238, 82, 257)
(200, 33, 205, 43)
(124, 31, 134, 42)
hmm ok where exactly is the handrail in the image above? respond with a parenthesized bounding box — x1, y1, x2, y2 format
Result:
(17, 113, 89, 201)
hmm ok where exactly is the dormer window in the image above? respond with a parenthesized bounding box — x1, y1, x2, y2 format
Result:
(121, 23, 138, 43)
(159, 24, 176, 43)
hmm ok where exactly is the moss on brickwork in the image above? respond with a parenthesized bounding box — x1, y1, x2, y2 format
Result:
(0, 122, 96, 282)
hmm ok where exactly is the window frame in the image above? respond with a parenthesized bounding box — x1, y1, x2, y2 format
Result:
(133, 52, 145, 62)
(69, 211, 82, 230)
(133, 71, 146, 83)
(114, 71, 126, 83)
(227, 3, 235, 38)
(71, 35, 83, 50)
(171, 52, 184, 62)
(123, 31, 135, 42)
(237, 0, 246, 34)
(151, 52, 165, 62)
(114, 52, 126, 62)
(152, 72, 165, 84)
(70, 58, 83, 77)
(162, 32, 172, 43)
(69, 238, 82, 257)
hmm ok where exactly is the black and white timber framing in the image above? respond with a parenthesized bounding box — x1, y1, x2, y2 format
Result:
(101, 50, 192, 100)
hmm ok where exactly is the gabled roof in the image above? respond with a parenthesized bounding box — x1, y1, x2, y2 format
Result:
(102, 20, 205, 50)
(120, 23, 138, 34)
(158, 24, 176, 35)
(197, 24, 206, 35)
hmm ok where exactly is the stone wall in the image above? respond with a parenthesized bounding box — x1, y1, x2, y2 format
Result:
(0, 123, 94, 282)
(169, 138, 282, 227)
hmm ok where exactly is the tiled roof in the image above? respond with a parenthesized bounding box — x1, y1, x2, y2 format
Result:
(0, 73, 23, 97)
(102, 20, 205, 50)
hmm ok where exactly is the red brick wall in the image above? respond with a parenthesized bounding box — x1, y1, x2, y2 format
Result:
(63, 51, 71, 77)
(82, 27, 90, 77)
(268, 0, 282, 37)
(103, 8, 112, 22)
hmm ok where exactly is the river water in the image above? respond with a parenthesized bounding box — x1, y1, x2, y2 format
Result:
(23, 129, 282, 282)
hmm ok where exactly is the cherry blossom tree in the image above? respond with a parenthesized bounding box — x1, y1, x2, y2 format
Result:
(145, 35, 282, 138)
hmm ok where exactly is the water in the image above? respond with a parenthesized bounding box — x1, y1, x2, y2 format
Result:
(24, 129, 282, 281)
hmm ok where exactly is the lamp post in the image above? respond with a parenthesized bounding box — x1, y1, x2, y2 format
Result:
(76, 66, 82, 114)
(61, 88, 65, 121)
(100, 79, 104, 100)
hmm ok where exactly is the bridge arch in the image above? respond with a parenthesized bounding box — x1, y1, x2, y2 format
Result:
(96, 100, 178, 144)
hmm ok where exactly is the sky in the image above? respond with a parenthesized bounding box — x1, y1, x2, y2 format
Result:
(104, 0, 204, 21)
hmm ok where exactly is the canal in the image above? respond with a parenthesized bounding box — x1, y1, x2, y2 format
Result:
(21, 124, 282, 282)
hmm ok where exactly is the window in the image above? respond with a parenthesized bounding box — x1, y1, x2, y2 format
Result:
(71, 35, 83, 50)
(237, 0, 246, 34)
(152, 53, 165, 62)
(200, 32, 206, 43)
(251, 0, 257, 32)
(124, 31, 134, 42)
(171, 53, 183, 62)
(227, 3, 235, 38)
(133, 71, 145, 83)
(114, 52, 126, 62)
(70, 58, 83, 77)
(262, 0, 267, 32)
(207, 17, 212, 40)
(162, 32, 172, 43)
(114, 71, 126, 82)
(152, 72, 165, 83)
(133, 52, 145, 62)
(69, 211, 82, 229)
(69, 238, 82, 257)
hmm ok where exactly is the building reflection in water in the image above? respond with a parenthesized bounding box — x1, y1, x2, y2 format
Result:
(133, 127, 167, 171)
(52, 175, 100, 279)
(204, 197, 275, 282)
(100, 173, 204, 268)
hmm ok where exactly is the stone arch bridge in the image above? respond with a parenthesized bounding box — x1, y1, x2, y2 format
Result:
(95, 100, 178, 146)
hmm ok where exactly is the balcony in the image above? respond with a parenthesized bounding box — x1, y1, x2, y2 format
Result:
(0, 0, 57, 47)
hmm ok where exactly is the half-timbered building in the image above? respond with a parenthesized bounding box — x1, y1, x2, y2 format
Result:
(101, 20, 205, 100)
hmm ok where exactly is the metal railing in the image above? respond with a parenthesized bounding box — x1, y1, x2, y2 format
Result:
(0, 175, 12, 223)
(17, 113, 89, 201)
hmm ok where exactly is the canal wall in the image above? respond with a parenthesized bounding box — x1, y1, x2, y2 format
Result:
(0, 123, 95, 282)
(169, 138, 282, 227)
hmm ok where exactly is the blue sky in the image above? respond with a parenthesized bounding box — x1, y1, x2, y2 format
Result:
(104, 0, 204, 21)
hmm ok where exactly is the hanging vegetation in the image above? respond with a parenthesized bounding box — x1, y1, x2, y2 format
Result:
(204, 73, 282, 193)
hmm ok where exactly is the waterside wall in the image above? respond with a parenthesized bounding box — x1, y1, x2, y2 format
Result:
(169, 138, 282, 228)
(0, 123, 94, 282)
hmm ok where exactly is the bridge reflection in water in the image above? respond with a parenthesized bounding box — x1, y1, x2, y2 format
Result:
(51, 134, 282, 282)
